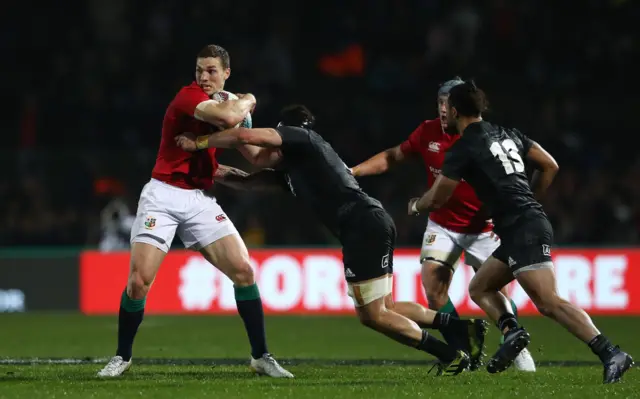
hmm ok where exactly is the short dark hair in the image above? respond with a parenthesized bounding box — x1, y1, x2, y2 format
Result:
(279, 104, 315, 129)
(196, 44, 230, 69)
(448, 80, 489, 117)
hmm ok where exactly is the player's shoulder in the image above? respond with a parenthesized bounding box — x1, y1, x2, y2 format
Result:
(172, 82, 208, 102)
(276, 125, 311, 139)
(417, 118, 443, 137)
(465, 121, 505, 142)
(276, 125, 315, 147)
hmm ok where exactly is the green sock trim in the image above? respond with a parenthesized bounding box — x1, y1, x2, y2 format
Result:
(438, 298, 458, 316)
(510, 299, 518, 319)
(234, 283, 260, 301)
(120, 290, 146, 312)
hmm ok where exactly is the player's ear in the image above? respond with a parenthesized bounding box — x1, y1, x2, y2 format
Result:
(451, 106, 458, 120)
(224, 68, 231, 81)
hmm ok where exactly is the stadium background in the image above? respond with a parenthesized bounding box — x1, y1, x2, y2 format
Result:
(1, 1, 639, 397)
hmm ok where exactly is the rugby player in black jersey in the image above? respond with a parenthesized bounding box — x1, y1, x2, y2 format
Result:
(407, 80, 633, 383)
(175, 104, 490, 375)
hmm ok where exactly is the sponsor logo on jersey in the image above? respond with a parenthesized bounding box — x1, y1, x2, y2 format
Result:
(215, 214, 227, 223)
(428, 141, 441, 153)
(429, 166, 442, 175)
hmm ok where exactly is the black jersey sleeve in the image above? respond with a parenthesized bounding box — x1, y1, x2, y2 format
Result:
(275, 126, 312, 149)
(514, 129, 534, 155)
(442, 135, 472, 181)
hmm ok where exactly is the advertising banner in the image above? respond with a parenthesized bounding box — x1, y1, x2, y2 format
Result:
(80, 249, 638, 315)
(0, 257, 79, 312)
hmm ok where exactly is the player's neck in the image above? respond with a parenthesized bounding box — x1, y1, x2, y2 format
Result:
(457, 116, 483, 135)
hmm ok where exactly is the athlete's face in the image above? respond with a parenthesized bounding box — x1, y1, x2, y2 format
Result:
(195, 57, 230, 95)
(439, 95, 458, 133)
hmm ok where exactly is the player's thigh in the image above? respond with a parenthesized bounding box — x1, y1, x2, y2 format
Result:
(463, 230, 500, 270)
(177, 195, 252, 284)
(177, 193, 240, 252)
(348, 274, 394, 311)
(498, 215, 554, 278)
(420, 221, 464, 270)
(515, 267, 559, 312)
(128, 181, 180, 297)
(342, 208, 395, 307)
(130, 179, 181, 253)
(198, 233, 254, 286)
(468, 256, 515, 296)
(421, 259, 455, 292)
(127, 242, 167, 297)
(354, 294, 389, 327)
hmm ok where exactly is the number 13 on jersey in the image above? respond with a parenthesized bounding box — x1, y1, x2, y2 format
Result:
(490, 139, 524, 175)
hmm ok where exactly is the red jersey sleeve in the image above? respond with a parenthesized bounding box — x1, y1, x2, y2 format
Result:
(172, 83, 211, 117)
(399, 122, 425, 155)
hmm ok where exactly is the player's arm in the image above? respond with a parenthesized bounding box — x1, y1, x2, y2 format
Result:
(409, 175, 459, 215)
(408, 138, 468, 215)
(214, 164, 287, 192)
(351, 123, 426, 176)
(526, 141, 559, 200)
(175, 129, 283, 167)
(178, 127, 282, 150)
(193, 94, 256, 128)
(237, 145, 283, 168)
(351, 145, 409, 177)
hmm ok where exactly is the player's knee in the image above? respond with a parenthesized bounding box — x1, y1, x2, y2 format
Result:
(128, 243, 164, 299)
(228, 260, 255, 286)
(357, 308, 383, 329)
(531, 295, 561, 317)
(355, 299, 387, 329)
(127, 269, 152, 300)
(468, 277, 485, 304)
(422, 261, 451, 309)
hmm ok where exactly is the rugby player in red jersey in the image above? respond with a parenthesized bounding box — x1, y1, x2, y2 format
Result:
(350, 78, 535, 371)
(97, 44, 293, 378)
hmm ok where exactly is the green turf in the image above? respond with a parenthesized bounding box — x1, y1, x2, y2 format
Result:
(0, 314, 638, 398)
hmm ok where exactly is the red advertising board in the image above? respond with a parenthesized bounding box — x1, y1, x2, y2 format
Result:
(80, 249, 640, 315)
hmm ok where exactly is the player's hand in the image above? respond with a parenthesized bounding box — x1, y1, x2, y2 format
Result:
(236, 93, 257, 113)
(408, 198, 420, 215)
(175, 133, 197, 152)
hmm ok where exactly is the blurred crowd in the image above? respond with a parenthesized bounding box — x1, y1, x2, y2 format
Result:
(2, 0, 638, 249)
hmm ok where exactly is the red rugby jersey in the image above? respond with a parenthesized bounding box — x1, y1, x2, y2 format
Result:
(151, 82, 220, 190)
(400, 119, 491, 234)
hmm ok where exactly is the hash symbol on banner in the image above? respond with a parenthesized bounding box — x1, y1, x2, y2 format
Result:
(179, 257, 216, 310)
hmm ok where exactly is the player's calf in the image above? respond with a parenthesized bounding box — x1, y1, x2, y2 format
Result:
(422, 260, 465, 349)
(356, 294, 463, 373)
(421, 260, 454, 311)
(97, 242, 164, 378)
(200, 235, 292, 377)
(518, 267, 633, 382)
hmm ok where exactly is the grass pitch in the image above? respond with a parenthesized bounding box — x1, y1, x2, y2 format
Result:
(0, 314, 638, 398)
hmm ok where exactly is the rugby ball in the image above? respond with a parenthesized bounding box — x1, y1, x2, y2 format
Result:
(212, 90, 252, 129)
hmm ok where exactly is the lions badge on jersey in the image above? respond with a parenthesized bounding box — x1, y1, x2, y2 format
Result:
(425, 233, 437, 246)
(144, 216, 156, 230)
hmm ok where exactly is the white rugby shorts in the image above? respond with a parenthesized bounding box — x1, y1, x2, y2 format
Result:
(420, 219, 499, 269)
(130, 179, 238, 252)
